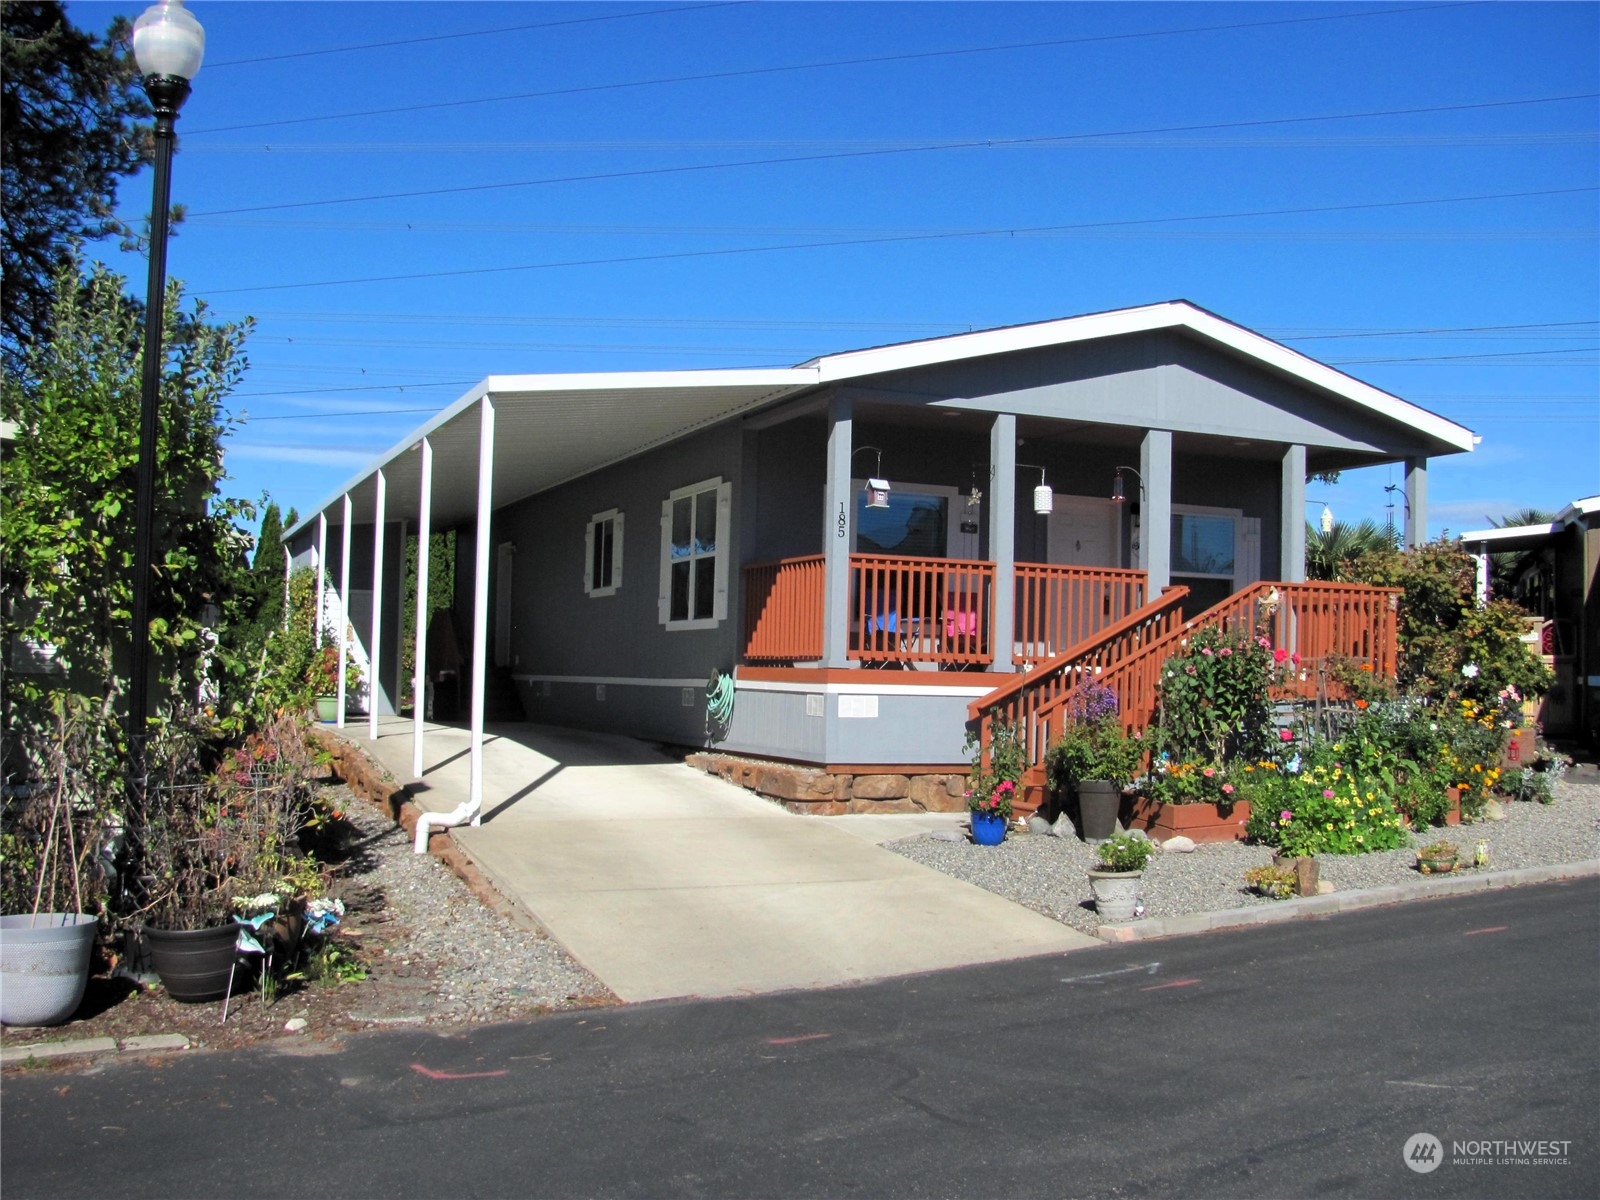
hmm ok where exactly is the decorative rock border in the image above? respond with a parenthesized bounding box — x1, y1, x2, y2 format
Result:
(686, 752, 969, 816)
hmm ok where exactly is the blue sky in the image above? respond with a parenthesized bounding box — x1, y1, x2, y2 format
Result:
(78, 0, 1598, 539)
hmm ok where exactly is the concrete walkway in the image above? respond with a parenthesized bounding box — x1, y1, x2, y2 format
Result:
(340, 717, 1096, 1002)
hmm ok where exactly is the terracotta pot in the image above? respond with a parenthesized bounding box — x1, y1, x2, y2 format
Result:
(1125, 796, 1251, 844)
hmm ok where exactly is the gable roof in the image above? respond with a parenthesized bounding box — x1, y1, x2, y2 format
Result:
(285, 300, 1475, 539)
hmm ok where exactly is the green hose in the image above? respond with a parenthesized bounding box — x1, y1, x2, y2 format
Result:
(706, 670, 735, 732)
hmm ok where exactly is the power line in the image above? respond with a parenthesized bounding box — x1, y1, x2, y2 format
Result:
(208, 4, 744, 68)
(188, 3, 1474, 134)
(1331, 347, 1599, 363)
(188, 95, 1600, 218)
(200, 185, 1600, 296)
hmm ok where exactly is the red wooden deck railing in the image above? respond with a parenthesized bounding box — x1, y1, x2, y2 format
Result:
(851, 553, 995, 665)
(1013, 563, 1148, 663)
(969, 580, 1401, 783)
(742, 555, 825, 663)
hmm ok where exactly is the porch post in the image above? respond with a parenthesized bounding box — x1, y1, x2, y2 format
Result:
(469, 397, 496, 822)
(282, 546, 291, 630)
(1141, 430, 1173, 591)
(1404, 456, 1428, 549)
(368, 469, 386, 741)
(337, 493, 352, 728)
(314, 512, 327, 646)
(1281, 444, 1307, 583)
(413, 437, 433, 778)
(1472, 544, 1491, 602)
(822, 391, 853, 667)
(989, 413, 1016, 670)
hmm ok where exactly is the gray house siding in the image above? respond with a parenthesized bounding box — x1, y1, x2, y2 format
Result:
(494, 419, 747, 745)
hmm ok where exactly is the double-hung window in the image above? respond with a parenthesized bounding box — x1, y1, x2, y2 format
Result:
(659, 477, 731, 629)
(584, 509, 622, 597)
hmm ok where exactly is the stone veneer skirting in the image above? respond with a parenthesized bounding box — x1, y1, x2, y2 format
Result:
(686, 752, 969, 816)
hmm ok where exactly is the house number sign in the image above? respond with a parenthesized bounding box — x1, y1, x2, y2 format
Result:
(836, 502, 847, 538)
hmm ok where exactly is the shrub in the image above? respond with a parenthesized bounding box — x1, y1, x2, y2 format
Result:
(1155, 625, 1287, 769)
(1096, 832, 1153, 873)
(965, 721, 1025, 821)
(1046, 685, 1144, 790)
(1241, 750, 1408, 856)
(1143, 758, 1242, 806)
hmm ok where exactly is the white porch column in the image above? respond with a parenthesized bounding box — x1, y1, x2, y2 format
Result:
(988, 414, 1016, 671)
(337, 493, 352, 728)
(1404, 456, 1428, 549)
(413, 437, 433, 779)
(282, 546, 291, 630)
(314, 512, 327, 646)
(1281, 444, 1307, 583)
(469, 397, 496, 821)
(1473, 545, 1491, 602)
(368, 469, 386, 741)
(1141, 430, 1173, 591)
(822, 392, 853, 667)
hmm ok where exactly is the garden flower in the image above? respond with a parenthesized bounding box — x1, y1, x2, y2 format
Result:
(1203, 767, 1216, 778)
(1279, 729, 1294, 742)
(1462, 663, 1480, 678)
(1222, 784, 1234, 795)
(1273, 648, 1289, 663)
(1202, 647, 1213, 656)
(1323, 789, 1335, 799)
(1219, 647, 1232, 657)
(1279, 811, 1293, 822)
(1291, 652, 1301, 666)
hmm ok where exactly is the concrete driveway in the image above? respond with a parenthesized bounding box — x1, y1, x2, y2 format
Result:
(343, 717, 1097, 1002)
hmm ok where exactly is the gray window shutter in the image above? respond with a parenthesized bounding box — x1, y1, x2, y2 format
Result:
(583, 519, 595, 595)
(613, 511, 625, 590)
(712, 480, 732, 621)
(658, 500, 672, 624)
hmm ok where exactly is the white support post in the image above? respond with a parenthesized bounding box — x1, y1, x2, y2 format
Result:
(1141, 430, 1173, 591)
(1281, 444, 1307, 584)
(314, 512, 327, 646)
(1404, 456, 1428, 549)
(822, 392, 853, 667)
(469, 398, 495, 821)
(282, 546, 291, 630)
(413, 437, 433, 779)
(369, 469, 386, 742)
(337, 493, 352, 729)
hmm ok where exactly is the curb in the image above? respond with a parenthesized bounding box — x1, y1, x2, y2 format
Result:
(1, 1033, 190, 1066)
(1096, 859, 1600, 942)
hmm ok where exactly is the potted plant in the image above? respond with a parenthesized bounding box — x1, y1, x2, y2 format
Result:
(310, 636, 363, 722)
(964, 721, 1024, 846)
(1243, 864, 1297, 900)
(1, 696, 109, 1027)
(1088, 831, 1154, 921)
(1416, 840, 1459, 875)
(1045, 683, 1143, 841)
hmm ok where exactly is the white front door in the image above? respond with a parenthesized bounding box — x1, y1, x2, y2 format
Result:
(1047, 496, 1121, 568)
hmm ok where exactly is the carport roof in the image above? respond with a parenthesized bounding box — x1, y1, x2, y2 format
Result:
(285, 300, 1476, 536)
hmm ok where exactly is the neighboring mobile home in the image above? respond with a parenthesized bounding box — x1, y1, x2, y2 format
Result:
(283, 301, 1475, 814)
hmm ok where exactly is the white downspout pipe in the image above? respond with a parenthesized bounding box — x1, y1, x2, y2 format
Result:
(412, 437, 432, 779)
(314, 512, 327, 646)
(415, 397, 494, 852)
(282, 545, 291, 630)
(369, 468, 386, 742)
(337, 492, 352, 728)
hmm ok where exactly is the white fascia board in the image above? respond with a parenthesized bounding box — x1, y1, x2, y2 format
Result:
(483, 367, 816, 395)
(811, 300, 1476, 453)
(1457, 523, 1562, 545)
(1561, 496, 1600, 521)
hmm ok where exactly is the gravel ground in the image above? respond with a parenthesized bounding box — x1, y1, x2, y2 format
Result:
(888, 779, 1600, 938)
(1, 783, 612, 1059)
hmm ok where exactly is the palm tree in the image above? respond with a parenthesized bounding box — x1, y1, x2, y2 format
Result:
(1486, 508, 1556, 608)
(1305, 519, 1400, 581)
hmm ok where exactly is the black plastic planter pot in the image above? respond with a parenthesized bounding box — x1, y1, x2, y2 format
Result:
(1076, 780, 1122, 841)
(141, 924, 244, 1002)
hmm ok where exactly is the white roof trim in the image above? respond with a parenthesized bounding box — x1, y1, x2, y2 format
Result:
(809, 300, 1475, 453)
(1458, 523, 1563, 545)
(482, 367, 817, 395)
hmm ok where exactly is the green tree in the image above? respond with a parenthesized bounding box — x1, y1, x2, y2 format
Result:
(1485, 507, 1556, 606)
(1, 257, 255, 727)
(1, 2, 152, 366)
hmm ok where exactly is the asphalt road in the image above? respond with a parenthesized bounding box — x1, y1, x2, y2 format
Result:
(3, 878, 1597, 1200)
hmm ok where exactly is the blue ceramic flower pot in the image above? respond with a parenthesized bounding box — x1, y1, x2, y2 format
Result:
(970, 811, 1007, 846)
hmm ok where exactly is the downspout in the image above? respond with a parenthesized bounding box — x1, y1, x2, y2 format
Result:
(415, 396, 495, 851)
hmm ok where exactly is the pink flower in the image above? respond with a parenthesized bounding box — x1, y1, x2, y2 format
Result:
(1279, 729, 1294, 742)
(1219, 647, 1232, 657)
(1203, 767, 1216, 778)
(1291, 652, 1301, 666)
(1323, 789, 1335, 799)
(1185, 665, 1197, 675)
(1279, 810, 1293, 822)
(996, 780, 1014, 793)
(1222, 783, 1235, 795)
(1257, 636, 1271, 649)
(1201, 647, 1214, 657)
(1273, 648, 1289, 663)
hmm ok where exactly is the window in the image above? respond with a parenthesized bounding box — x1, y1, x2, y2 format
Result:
(1170, 508, 1261, 615)
(658, 477, 731, 629)
(850, 481, 963, 557)
(584, 509, 623, 598)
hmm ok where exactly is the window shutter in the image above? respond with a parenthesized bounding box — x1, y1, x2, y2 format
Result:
(583, 520, 595, 595)
(657, 500, 672, 624)
(712, 480, 732, 621)
(611, 512, 624, 590)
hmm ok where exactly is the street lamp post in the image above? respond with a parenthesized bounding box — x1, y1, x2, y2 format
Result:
(128, 0, 204, 780)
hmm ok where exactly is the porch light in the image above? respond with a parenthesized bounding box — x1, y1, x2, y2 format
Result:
(1320, 504, 1334, 534)
(1111, 466, 1144, 503)
(1020, 464, 1053, 514)
(854, 446, 891, 509)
